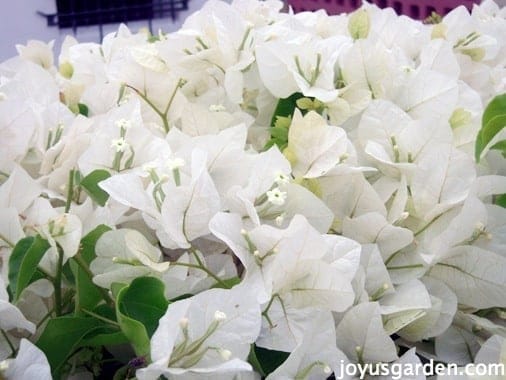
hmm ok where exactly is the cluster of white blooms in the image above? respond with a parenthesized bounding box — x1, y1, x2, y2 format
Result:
(0, 0, 505, 379)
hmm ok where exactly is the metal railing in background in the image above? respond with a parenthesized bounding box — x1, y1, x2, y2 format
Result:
(38, 0, 189, 39)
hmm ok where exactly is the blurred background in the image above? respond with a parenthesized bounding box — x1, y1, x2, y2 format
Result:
(1, 0, 504, 61)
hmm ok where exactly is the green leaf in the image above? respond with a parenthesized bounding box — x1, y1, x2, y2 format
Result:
(71, 225, 112, 314)
(475, 93, 506, 162)
(252, 345, 290, 376)
(116, 277, 169, 357)
(494, 193, 506, 208)
(78, 103, 89, 117)
(80, 331, 128, 347)
(269, 92, 304, 127)
(8, 235, 50, 301)
(80, 169, 111, 206)
(36, 316, 107, 378)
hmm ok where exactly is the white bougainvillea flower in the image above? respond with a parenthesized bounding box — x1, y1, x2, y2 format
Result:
(211, 213, 359, 351)
(399, 277, 457, 342)
(375, 348, 426, 380)
(136, 286, 261, 379)
(335, 302, 398, 364)
(0, 277, 35, 334)
(468, 335, 506, 380)
(342, 212, 413, 261)
(159, 149, 221, 249)
(435, 325, 480, 366)
(15, 40, 55, 70)
(78, 100, 167, 175)
(427, 245, 506, 309)
(284, 109, 350, 178)
(161, 251, 237, 299)
(266, 311, 350, 380)
(256, 34, 348, 102)
(0, 339, 51, 380)
(338, 39, 395, 100)
(0, 165, 42, 213)
(90, 228, 170, 288)
(319, 171, 386, 233)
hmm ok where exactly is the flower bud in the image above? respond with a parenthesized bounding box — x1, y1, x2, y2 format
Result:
(214, 310, 227, 322)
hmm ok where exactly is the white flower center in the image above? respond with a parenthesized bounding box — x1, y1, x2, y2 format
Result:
(266, 187, 287, 206)
(209, 104, 226, 112)
(115, 118, 132, 130)
(111, 137, 130, 153)
(166, 157, 185, 171)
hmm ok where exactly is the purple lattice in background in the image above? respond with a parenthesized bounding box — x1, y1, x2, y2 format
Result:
(287, 0, 481, 19)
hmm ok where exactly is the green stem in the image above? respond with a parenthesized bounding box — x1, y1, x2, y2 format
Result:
(172, 261, 229, 289)
(384, 249, 401, 266)
(387, 264, 424, 270)
(1, 329, 16, 357)
(81, 309, 120, 327)
(0, 232, 14, 248)
(53, 246, 65, 316)
(191, 248, 229, 288)
(65, 169, 75, 213)
(126, 85, 169, 133)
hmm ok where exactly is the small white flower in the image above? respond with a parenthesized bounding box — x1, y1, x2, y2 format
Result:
(214, 310, 227, 322)
(166, 157, 185, 171)
(111, 137, 130, 153)
(275, 214, 284, 226)
(266, 187, 287, 206)
(209, 104, 226, 112)
(274, 172, 290, 185)
(142, 162, 157, 173)
(115, 118, 132, 130)
(218, 348, 232, 361)
(323, 365, 332, 374)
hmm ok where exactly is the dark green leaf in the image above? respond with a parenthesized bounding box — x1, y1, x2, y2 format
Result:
(247, 344, 266, 377)
(475, 93, 506, 162)
(269, 92, 304, 127)
(169, 293, 194, 302)
(80, 331, 128, 347)
(71, 225, 112, 314)
(116, 277, 169, 357)
(252, 345, 290, 375)
(8, 235, 50, 301)
(78, 103, 89, 117)
(494, 194, 506, 208)
(36, 316, 106, 377)
(80, 170, 111, 206)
